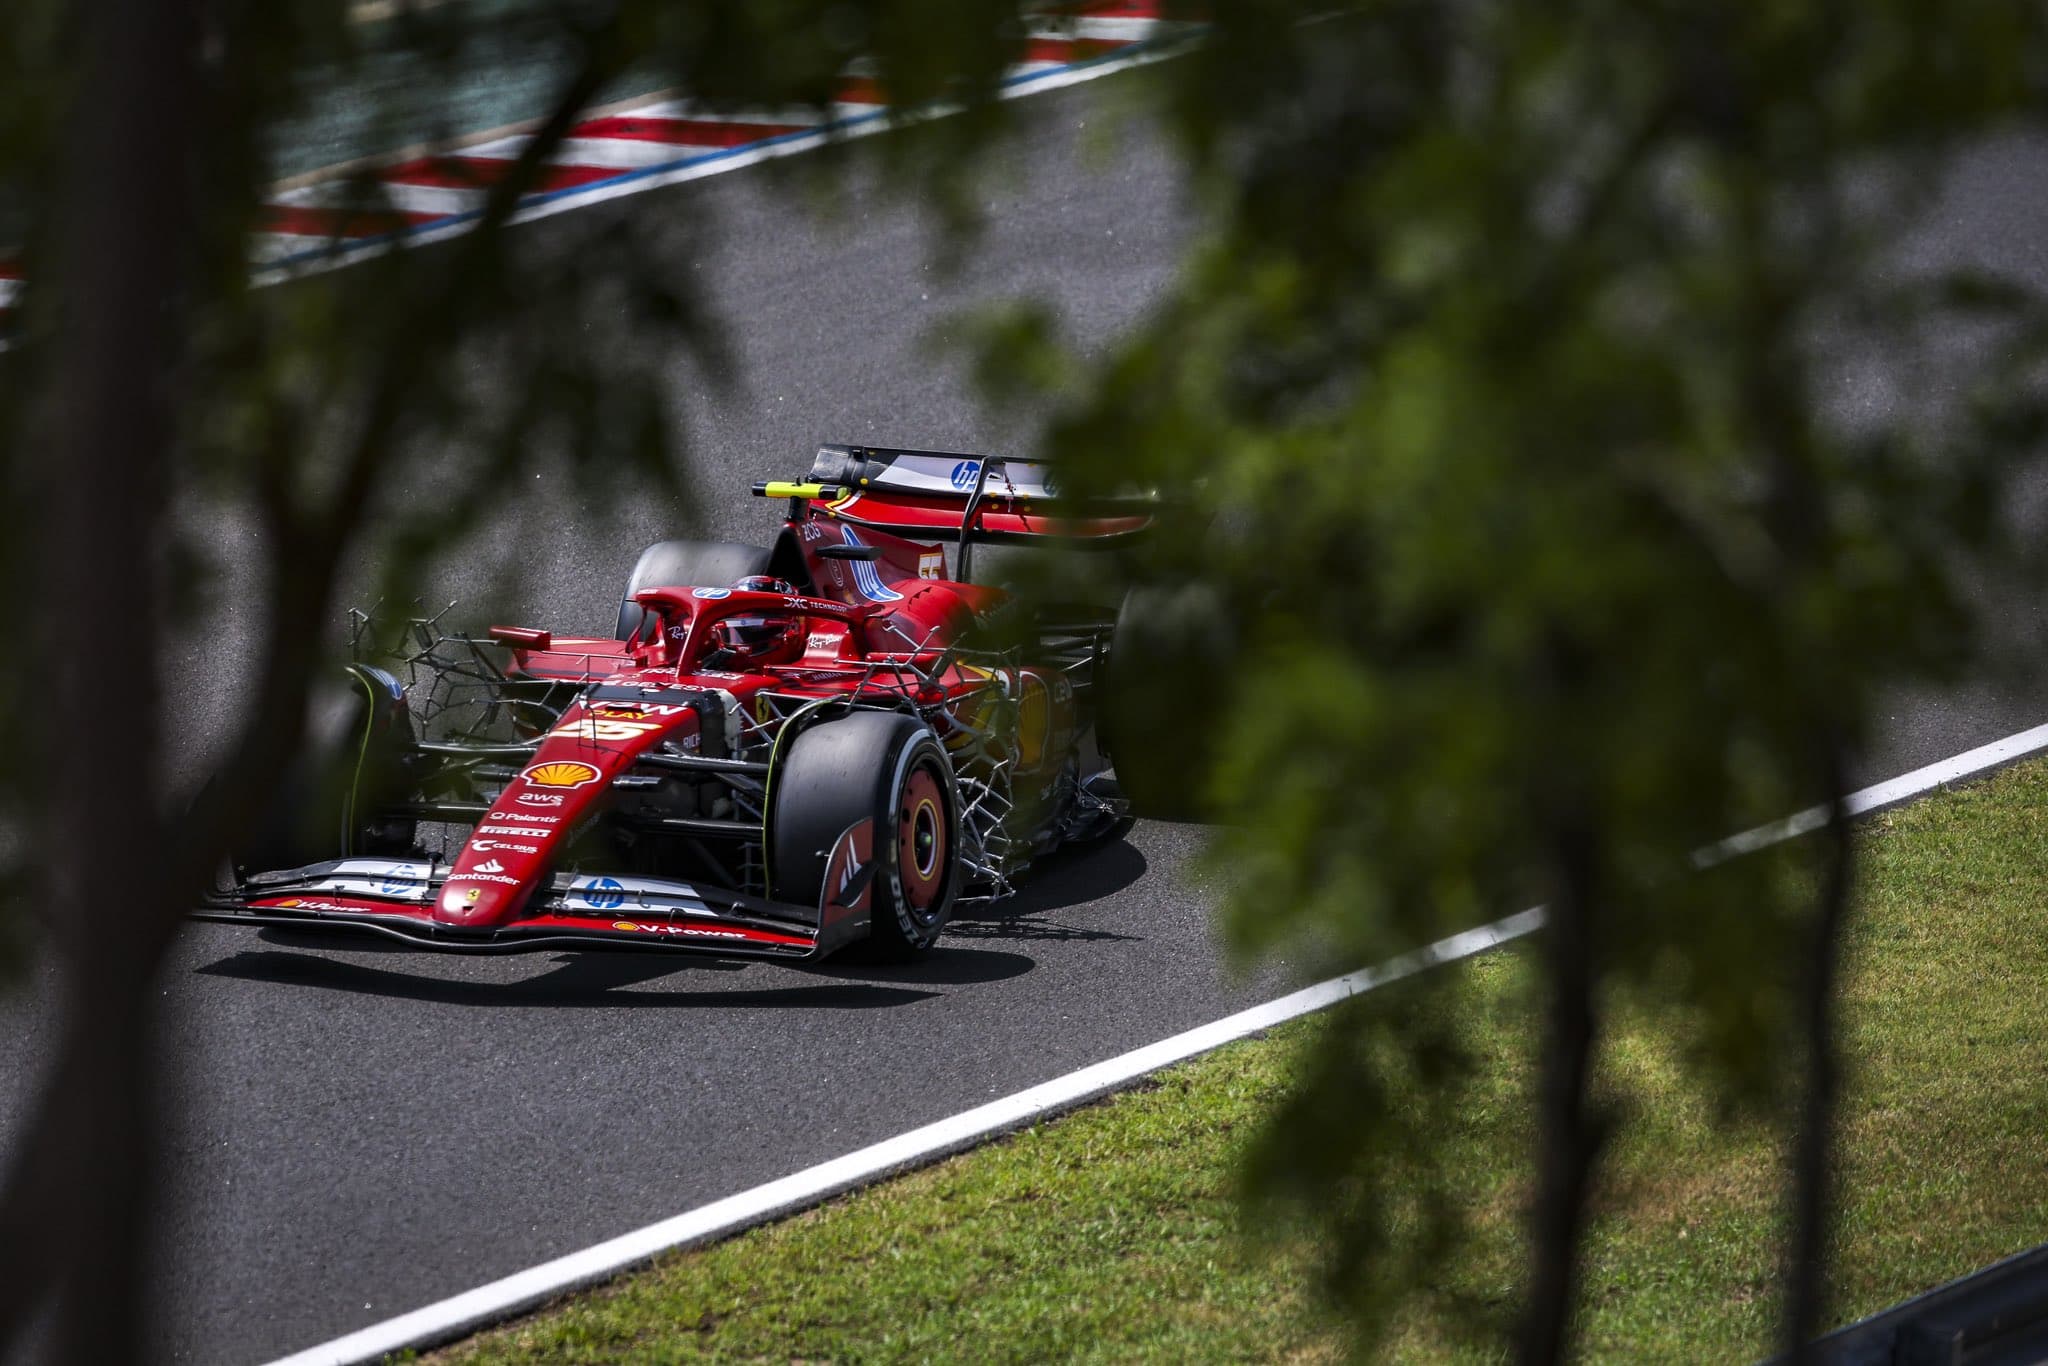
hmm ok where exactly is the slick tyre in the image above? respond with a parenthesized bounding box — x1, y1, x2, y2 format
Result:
(614, 539, 773, 642)
(238, 665, 418, 873)
(771, 711, 961, 961)
(1100, 584, 1229, 823)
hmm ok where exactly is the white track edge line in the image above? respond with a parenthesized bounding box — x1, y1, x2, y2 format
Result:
(271, 909, 1544, 1366)
(1704, 719, 2048, 863)
(267, 718, 2048, 1366)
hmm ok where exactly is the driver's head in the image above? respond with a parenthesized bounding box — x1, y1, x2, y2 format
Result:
(713, 576, 802, 665)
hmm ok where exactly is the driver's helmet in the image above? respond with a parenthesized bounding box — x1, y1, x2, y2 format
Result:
(714, 575, 802, 664)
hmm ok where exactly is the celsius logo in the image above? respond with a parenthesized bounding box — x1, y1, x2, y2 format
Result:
(949, 460, 980, 490)
(578, 877, 627, 911)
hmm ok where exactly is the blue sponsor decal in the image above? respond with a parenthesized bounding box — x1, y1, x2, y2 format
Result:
(575, 876, 627, 911)
(949, 459, 980, 490)
(379, 873, 413, 895)
(840, 529, 902, 603)
(692, 586, 731, 599)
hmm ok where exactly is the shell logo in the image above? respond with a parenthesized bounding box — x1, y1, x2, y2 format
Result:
(522, 760, 601, 789)
(612, 921, 640, 932)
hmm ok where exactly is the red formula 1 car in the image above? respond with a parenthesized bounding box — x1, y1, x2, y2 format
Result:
(195, 445, 1152, 961)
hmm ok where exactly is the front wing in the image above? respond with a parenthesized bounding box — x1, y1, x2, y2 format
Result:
(194, 858, 863, 959)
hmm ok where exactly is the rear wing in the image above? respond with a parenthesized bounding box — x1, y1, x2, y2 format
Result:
(751, 444, 1155, 551)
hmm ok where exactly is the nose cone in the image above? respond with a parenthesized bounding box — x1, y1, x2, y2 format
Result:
(430, 705, 688, 930)
(436, 783, 586, 927)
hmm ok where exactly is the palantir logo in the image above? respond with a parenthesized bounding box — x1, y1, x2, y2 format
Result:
(578, 876, 627, 911)
(949, 459, 980, 490)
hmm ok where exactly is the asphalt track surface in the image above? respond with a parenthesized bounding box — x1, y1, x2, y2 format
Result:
(4, 75, 2048, 1366)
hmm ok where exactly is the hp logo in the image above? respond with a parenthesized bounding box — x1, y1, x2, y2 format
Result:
(579, 876, 626, 911)
(949, 460, 980, 490)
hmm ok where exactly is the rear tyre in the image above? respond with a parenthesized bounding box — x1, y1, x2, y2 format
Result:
(237, 665, 419, 873)
(1099, 585, 1228, 822)
(770, 711, 961, 961)
(615, 539, 773, 642)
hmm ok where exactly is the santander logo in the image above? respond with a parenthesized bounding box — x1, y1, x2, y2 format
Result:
(475, 858, 507, 874)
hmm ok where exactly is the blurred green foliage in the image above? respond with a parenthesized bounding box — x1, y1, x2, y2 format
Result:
(979, 0, 2048, 1354)
(3, 0, 2045, 1355)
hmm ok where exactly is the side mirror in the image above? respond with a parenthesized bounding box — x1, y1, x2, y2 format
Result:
(488, 625, 553, 650)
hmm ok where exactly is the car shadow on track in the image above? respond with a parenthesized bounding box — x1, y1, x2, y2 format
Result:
(941, 834, 1150, 947)
(803, 942, 1039, 987)
(189, 945, 986, 1009)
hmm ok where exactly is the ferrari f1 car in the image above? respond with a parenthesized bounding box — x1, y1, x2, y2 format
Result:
(195, 445, 1156, 962)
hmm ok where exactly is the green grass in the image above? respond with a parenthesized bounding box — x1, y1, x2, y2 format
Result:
(429, 761, 2048, 1363)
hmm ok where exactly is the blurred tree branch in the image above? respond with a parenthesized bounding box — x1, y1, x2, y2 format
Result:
(981, 0, 2048, 1358)
(4, 0, 2045, 1358)
(0, 1, 1043, 1359)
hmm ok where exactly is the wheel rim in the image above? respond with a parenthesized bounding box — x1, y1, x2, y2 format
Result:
(898, 763, 948, 917)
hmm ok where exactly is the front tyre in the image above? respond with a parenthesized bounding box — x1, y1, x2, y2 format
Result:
(237, 664, 418, 873)
(770, 711, 962, 960)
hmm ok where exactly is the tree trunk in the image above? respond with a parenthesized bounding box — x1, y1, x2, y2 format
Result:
(0, 0, 201, 1357)
(1518, 823, 1607, 1366)
(1781, 757, 1854, 1361)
